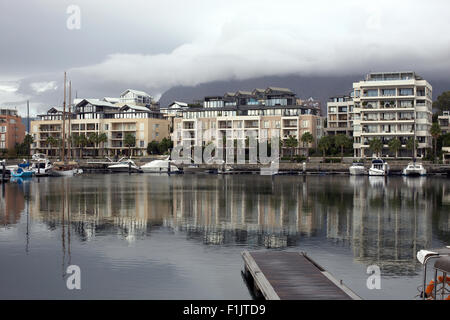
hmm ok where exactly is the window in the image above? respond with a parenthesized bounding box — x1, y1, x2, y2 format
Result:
(263, 121, 269, 128)
(366, 89, 378, 97)
(140, 141, 145, 147)
(399, 88, 413, 96)
(302, 120, 309, 128)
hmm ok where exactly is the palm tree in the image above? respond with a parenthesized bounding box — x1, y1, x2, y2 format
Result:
(430, 122, 442, 159)
(77, 134, 88, 159)
(124, 133, 136, 157)
(46, 135, 58, 157)
(388, 138, 401, 158)
(406, 137, 418, 157)
(334, 134, 351, 160)
(318, 136, 331, 158)
(88, 132, 99, 157)
(97, 133, 108, 157)
(369, 138, 383, 157)
(300, 132, 314, 158)
(284, 135, 298, 160)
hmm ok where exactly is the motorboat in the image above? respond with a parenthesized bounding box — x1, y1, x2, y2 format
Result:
(141, 157, 180, 173)
(369, 159, 389, 176)
(11, 167, 33, 178)
(30, 153, 53, 176)
(349, 162, 366, 175)
(108, 158, 142, 173)
(50, 161, 83, 176)
(402, 161, 426, 176)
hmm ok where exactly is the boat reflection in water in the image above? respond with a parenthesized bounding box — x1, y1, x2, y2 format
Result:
(1, 174, 449, 299)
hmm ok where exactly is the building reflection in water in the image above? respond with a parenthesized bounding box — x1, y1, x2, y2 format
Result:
(3, 175, 449, 276)
(0, 182, 25, 226)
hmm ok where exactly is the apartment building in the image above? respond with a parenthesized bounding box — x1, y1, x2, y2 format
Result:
(438, 111, 450, 134)
(326, 95, 355, 136)
(352, 72, 433, 158)
(30, 98, 170, 157)
(172, 87, 324, 157)
(0, 108, 25, 150)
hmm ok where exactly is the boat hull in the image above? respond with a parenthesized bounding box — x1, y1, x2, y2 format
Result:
(108, 166, 142, 173)
(11, 171, 33, 178)
(349, 167, 366, 175)
(49, 169, 83, 176)
(141, 167, 179, 173)
(369, 169, 388, 176)
(402, 169, 426, 176)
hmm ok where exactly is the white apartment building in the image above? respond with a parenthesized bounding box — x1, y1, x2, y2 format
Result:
(326, 95, 355, 136)
(352, 72, 433, 158)
(438, 111, 450, 135)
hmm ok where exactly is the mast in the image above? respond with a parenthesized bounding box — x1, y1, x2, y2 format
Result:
(68, 81, 72, 160)
(413, 108, 416, 161)
(62, 72, 66, 162)
(27, 100, 30, 161)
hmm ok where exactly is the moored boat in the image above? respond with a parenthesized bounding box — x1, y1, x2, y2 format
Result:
(49, 161, 83, 176)
(108, 158, 142, 173)
(369, 159, 389, 176)
(402, 161, 426, 176)
(11, 167, 33, 178)
(30, 153, 53, 176)
(141, 157, 180, 173)
(349, 162, 366, 175)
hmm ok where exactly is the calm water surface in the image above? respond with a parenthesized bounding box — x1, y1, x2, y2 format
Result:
(0, 174, 449, 299)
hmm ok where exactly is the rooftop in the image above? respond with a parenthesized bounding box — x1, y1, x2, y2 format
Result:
(364, 71, 423, 81)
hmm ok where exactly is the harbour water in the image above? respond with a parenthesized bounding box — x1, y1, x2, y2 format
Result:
(0, 174, 449, 299)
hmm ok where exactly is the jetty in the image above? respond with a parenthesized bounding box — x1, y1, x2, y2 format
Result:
(242, 251, 361, 300)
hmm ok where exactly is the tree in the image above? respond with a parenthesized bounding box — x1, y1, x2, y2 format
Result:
(430, 122, 442, 159)
(124, 133, 136, 157)
(284, 135, 298, 160)
(388, 138, 401, 158)
(318, 136, 331, 157)
(147, 140, 159, 155)
(334, 134, 351, 159)
(406, 137, 418, 157)
(23, 134, 34, 157)
(159, 137, 173, 154)
(433, 91, 450, 113)
(300, 132, 314, 158)
(369, 138, 383, 157)
(72, 134, 88, 159)
(97, 133, 108, 157)
(88, 132, 99, 157)
(46, 136, 58, 157)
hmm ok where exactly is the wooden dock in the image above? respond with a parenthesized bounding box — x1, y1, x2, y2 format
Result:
(242, 251, 361, 300)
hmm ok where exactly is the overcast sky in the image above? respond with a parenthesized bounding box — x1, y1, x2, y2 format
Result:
(1, 0, 450, 116)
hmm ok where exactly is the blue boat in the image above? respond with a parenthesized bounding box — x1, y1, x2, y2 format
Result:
(11, 167, 33, 178)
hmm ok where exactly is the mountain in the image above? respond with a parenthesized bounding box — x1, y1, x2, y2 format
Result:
(159, 74, 450, 115)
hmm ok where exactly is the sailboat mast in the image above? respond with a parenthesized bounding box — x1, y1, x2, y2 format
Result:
(68, 81, 72, 160)
(62, 72, 66, 162)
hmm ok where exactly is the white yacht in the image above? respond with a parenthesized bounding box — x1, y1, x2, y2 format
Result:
(30, 153, 53, 176)
(141, 157, 180, 173)
(108, 158, 142, 173)
(402, 161, 426, 176)
(369, 159, 390, 176)
(349, 162, 366, 175)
